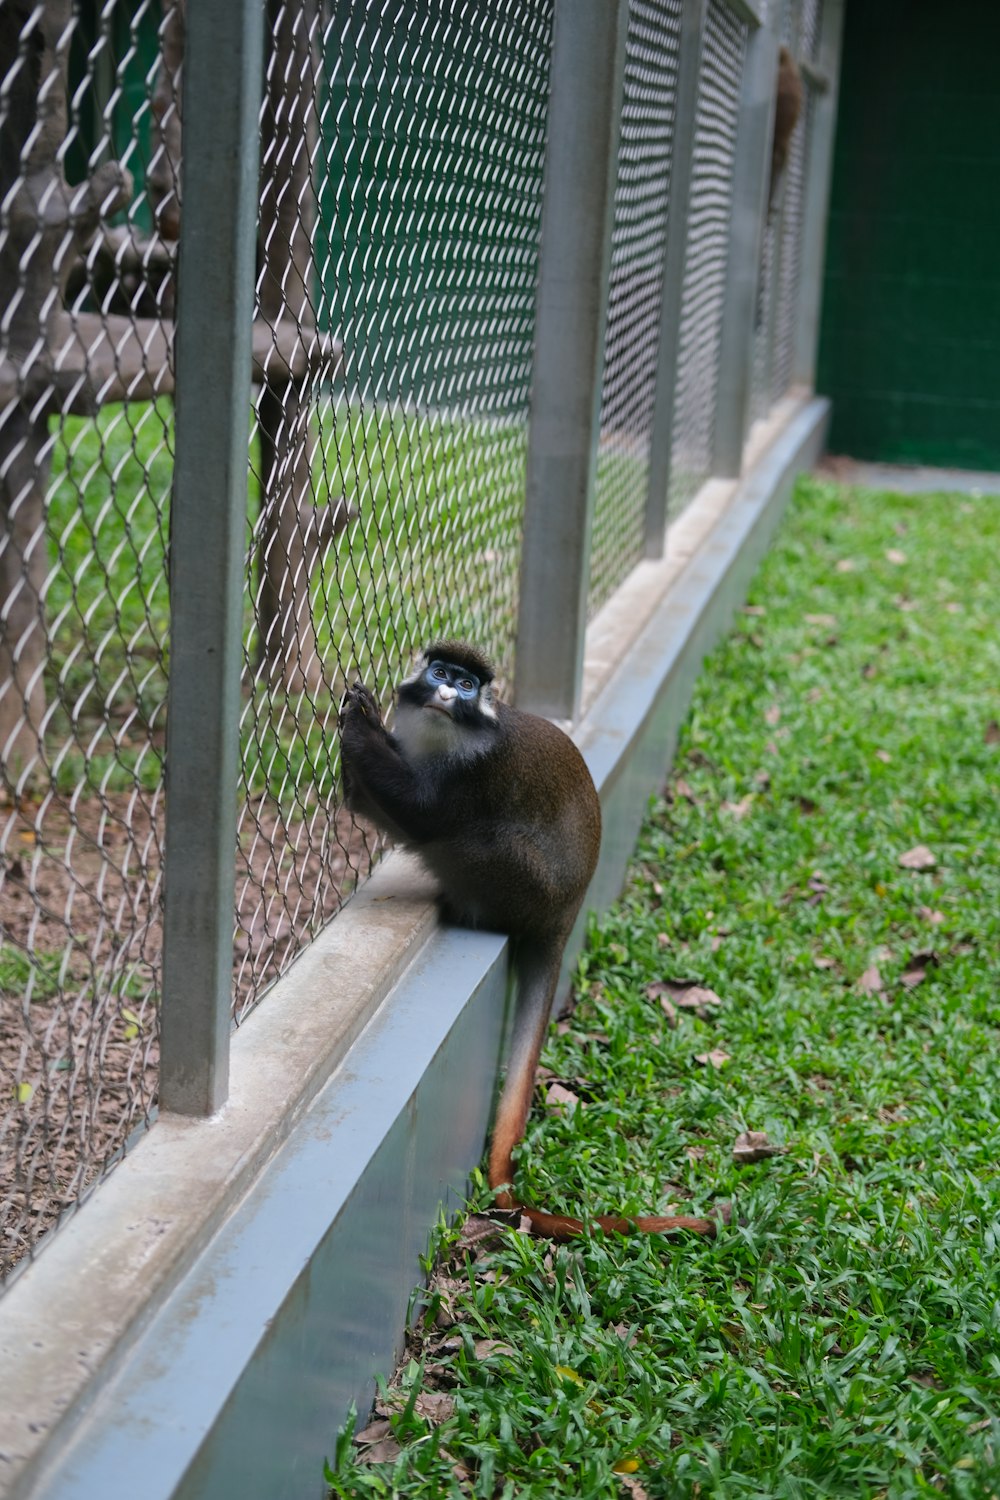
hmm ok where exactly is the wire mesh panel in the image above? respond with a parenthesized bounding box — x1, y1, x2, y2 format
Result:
(587, 0, 682, 616)
(0, 0, 178, 1279)
(668, 0, 745, 517)
(799, 0, 822, 64)
(751, 0, 813, 419)
(770, 70, 811, 400)
(234, 0, 554, 1018)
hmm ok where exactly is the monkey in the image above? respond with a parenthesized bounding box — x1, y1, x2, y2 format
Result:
(339, 641, 725, 1241)
(768, 46, 804, 216)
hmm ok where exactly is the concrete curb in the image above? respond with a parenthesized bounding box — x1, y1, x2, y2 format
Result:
(0, 395, 828, 1500)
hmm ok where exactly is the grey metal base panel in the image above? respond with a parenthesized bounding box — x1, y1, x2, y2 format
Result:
(1, 395, 828, 1500)
(28, 926, 509, 1500)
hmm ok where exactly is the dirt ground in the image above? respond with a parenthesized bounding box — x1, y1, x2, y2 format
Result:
(0, 783, 370, 1280)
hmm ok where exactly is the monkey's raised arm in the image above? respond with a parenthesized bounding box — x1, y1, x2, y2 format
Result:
(339, 683, 438, 845)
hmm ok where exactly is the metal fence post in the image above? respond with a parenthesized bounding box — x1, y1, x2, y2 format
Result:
(793, 0, 846, 388)
(514, 0, 629, 722)
(160, 1, 265, 1116)
(711, 12, 777, 478)
(642, 0, 709, 558)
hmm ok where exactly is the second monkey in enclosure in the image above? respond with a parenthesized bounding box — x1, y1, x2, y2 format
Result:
(340, 641, 724, 1240)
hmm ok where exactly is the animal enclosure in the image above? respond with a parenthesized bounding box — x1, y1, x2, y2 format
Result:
(0, 0, 836, 1281)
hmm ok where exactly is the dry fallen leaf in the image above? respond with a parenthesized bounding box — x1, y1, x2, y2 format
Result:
(875, 748, 892, 763)
(695, 1049, 730, 1069)
(804, 612, 837, 627)
(658, 996, 678, 1028)
(359, 1436, 402, 1464)
(885, 548, 907, 565)
(918, 906, 945, 925)
(765, 704, 782, 726)
(354, 1419, 393, 1446)
(674, 777, 698, 802)
(835, 557, 855, 573)
(473, 1338, 515, 1361)
(545, 1082, 580, 1113)
(618, 1474, 650, 1500)
(814, 956, 836, 970)
(901, 968, 926, 989)
(676, 984, 723, 1009)
(722, 794, 754, 819)
(412, 1393, 456, 1425)
(858, 965, 884, 994)
(742, 603, 766, 616)
(685, 1143, 707, 1162)
(732, 1130, 788, 1164)
(985, 720, 1000, 746)
(898, 844, 937, 871)
(457, 1215, 505, 1251)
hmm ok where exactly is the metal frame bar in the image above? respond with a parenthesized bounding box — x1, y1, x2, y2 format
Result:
(712, 22, 780, 476)
(643, 0, 709, 557)
(160, 0, 266, 1116)
(514, 0, 630, 721)
(793, 0, 846, 388)
(720, 0, 764, 27)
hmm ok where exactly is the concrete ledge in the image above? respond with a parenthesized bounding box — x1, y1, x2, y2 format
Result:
(0, 394, 828, 1500)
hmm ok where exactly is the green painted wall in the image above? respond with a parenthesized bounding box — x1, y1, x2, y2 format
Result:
(817, 0, 1000, 470)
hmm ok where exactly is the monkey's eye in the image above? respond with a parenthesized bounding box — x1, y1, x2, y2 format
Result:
(430, 664, 447, 680)
(459, 679, 474, 694)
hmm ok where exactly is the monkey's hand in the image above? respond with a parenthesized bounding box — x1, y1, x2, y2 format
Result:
(339, 680, 384, 730)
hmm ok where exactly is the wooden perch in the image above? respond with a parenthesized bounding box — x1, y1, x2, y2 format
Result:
(0, 315, 343, 413)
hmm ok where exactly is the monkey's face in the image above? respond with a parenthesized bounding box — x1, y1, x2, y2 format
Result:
(395, 654, 497, 759)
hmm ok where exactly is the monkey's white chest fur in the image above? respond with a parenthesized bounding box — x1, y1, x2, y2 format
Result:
(393, 700, 478, 760)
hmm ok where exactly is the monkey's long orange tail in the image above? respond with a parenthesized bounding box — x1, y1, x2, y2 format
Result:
(494, 1194, 730, 1243)
(489, 940, 730, 1242)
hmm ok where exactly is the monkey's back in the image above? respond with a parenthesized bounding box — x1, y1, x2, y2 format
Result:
(420, 702, 601, 943)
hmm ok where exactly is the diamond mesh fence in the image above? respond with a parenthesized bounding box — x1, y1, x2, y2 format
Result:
(587, 0, 682, 616)
(770, 69, 811, 401)
(752, 0, 819, 419)
(668, 0, 746, 517)
(0, 0, 830, 1281)
(0, 0, 176, 1279)
(234, 0, 553, 1019)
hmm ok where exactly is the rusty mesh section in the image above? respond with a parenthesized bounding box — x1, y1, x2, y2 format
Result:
(668, 0, 745, 516)
(587, 0, 682, 616)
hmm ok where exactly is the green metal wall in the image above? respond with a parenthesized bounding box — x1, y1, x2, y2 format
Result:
(817, 0, 1000, 470)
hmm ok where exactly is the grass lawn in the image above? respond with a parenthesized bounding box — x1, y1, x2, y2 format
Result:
(325, 473, 1000, 1498)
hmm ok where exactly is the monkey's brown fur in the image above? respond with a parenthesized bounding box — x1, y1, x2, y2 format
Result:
(769, 45, 804, 212)
(340, 642, 725, 1241)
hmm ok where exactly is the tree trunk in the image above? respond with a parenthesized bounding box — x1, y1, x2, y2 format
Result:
(254, 0, 339, 694)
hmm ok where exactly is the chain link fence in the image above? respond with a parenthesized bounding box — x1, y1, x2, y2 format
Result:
(0, 0, 836, 1281)
(588, 0, 681, 614)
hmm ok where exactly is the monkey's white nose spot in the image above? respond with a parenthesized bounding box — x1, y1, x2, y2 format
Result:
(437, 685, 457, 703)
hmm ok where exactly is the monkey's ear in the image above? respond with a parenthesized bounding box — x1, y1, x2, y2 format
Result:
(399, 648, 428, 691)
